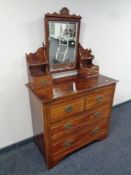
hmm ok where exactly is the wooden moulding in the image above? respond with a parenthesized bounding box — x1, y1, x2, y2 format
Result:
(26, 44, 53, 90)
(78, 44, 99, 77)
(45, 7, 82, 19)
(26, 46, 47, 65)
(78, 65, 99, 77)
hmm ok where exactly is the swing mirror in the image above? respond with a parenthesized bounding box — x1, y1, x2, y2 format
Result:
(48, 21, 78, 72)
(45, 7, 81, 73)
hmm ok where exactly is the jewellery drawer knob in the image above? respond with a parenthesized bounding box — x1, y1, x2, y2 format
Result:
(91, 127, 100, 135)
(64, 123, 73, 129)
(40, 80, 48, 85)
(94, 112, 102, 117)
(96, 96, 103, 103)
(65, 105, 73, 112)
(63, 140, 73, 148)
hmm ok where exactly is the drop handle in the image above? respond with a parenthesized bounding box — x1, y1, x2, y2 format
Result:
(63, 140, 73, 148)
(65, 105, 73, 112)
(94, 112, 102, 117)
(91, 127, 100, 135)
(40, 79, 49, 85)
(96, 96, 103, 103)
(64, 123, 73, 129)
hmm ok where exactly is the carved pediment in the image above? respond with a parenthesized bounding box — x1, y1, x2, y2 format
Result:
(45, 7, 81, 19)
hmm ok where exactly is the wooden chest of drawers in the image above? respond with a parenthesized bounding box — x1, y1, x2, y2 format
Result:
(27, 75, 117, 168)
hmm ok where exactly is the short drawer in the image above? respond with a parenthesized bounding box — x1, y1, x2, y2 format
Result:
(85, 85, 114, 110)
(50, 103, 111, 141)
(50, 98, 84, 122)
(52, 118, 108, 157)
(30, 74, 52, 89)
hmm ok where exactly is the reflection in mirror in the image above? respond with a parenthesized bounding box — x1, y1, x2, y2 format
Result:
(48, 22, 78, 72)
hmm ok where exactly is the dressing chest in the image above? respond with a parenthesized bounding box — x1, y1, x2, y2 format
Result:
(26, 8, 117, 168)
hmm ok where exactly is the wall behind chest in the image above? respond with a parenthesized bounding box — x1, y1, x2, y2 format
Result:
(0, 0, 131, 149)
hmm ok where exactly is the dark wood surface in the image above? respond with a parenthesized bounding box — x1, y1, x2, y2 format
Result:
(45, 7, 82, 19)
(27, 74, 117, 168)
(26, 7, 118, 169)
(27, 74, 117, 103)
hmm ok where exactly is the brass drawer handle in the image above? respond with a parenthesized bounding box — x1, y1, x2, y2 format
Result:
(96, 96, 103, 103)
(65, 105, 73, 113)
(91, 127, 100, 135)
(94, 112, 102, 117)
(63, 140, 73, 148)
(40, 80, 49, 85)
(64, 123, 73, 129)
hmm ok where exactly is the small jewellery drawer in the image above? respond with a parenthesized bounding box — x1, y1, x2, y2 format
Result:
(50, 98, 84, 122)
(85, 85, 114, 110)
(31, 75, 52, 89)
(50, 103, 111, 141)
(52, 118, 108, 157)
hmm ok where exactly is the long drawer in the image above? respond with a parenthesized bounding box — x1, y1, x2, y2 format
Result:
(85, 85, 114, 110)
(51, 118, 108, 158)
(50, 103, 111, 141)
(50, 97, 84, 123)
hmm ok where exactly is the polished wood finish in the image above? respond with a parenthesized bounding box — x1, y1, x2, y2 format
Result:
(50, 103, 111, 141)
(27, 74, 117, 168)
(26, 45, 53, 90)
(50, 97, 84, 122)
(85, 85, 114, 110)
(45, 7, 81, 19)
(52, 118, 108, 156)
(26, 7, 118, 169)
(78, 44, 99, 77)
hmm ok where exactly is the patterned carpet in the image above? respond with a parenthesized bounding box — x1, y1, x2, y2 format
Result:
(0, 101, 131, 175)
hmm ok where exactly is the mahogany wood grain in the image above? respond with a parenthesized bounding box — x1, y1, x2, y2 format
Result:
(28, 75, 116, 168)
(50, 103, 111, 141)
(50, 98, 84, 122)
(27, 76, 117, 168)
(27, 75, 117, 103)
(85, 85, 115, 110)
(52, 118, 108, 156)
(28, 90, 46, 157)
(26, 7, 118, 169)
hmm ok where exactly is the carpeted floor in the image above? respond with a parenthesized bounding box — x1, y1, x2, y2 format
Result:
(0, 102, 131, 175)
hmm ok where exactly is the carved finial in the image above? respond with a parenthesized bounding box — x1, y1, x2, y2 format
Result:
(79, 44, 94, 60)
(60, 7, 70, 15)
(45, 7, 81, 19)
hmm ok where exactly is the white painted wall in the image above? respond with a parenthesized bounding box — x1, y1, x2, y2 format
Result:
(0, 0, 131, 149)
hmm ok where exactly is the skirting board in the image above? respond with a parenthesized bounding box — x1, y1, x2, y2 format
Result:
(0, 99, 131, 154)
(113, 99, 131, 108)
(0, 137, 34, 154)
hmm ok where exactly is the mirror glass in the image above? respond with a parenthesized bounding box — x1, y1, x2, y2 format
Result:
(48, 21, 78, 72)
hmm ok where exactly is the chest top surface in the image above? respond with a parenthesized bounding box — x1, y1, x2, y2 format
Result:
(27, 75, 117, 103)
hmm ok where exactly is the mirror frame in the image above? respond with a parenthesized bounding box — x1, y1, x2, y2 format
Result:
(44, 7, 82, 73)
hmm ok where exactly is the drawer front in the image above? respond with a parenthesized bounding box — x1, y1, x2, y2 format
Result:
(51, 103, 111, 141)
(85, 86, 114, 110)
(33, 75, 52, 89)
(52, 118, 108, 157)
(50, 98, 84, 122)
